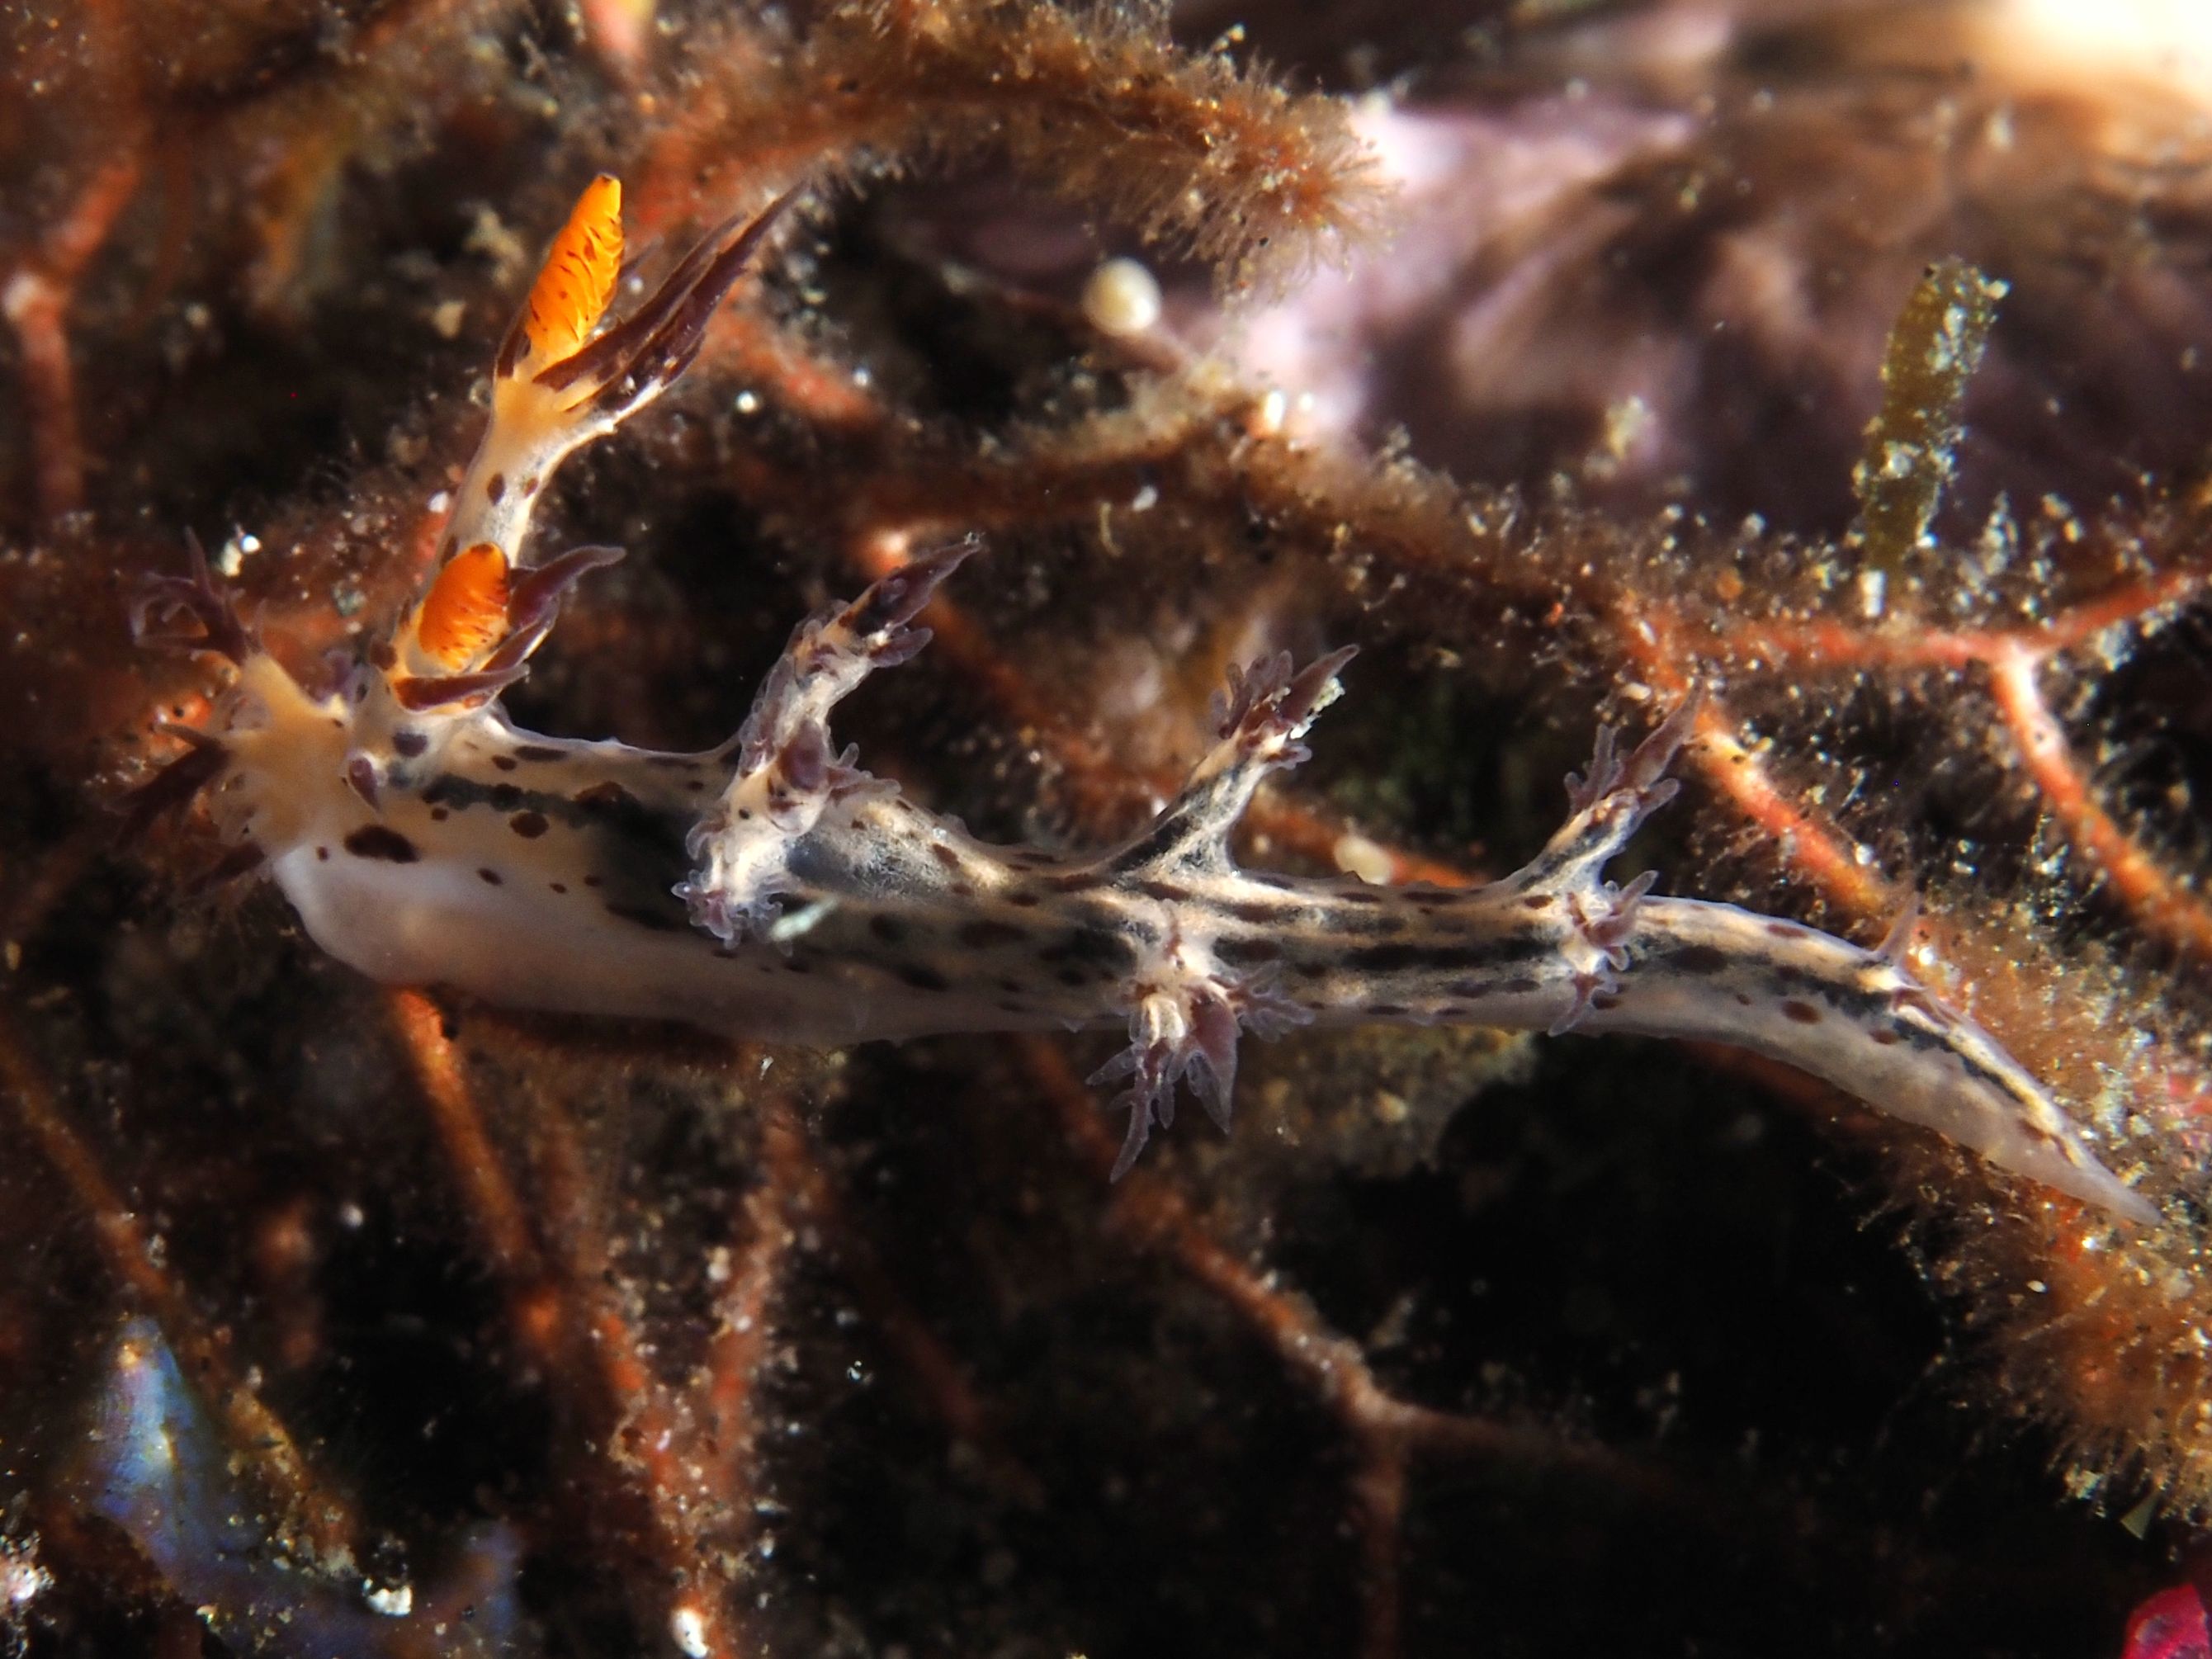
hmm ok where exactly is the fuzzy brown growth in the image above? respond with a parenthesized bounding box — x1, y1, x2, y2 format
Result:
(644, 0, 1378, 295)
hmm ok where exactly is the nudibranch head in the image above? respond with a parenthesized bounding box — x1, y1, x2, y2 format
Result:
(522, 173, 622, 366)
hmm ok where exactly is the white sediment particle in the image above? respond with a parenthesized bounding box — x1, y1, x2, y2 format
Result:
(364, 1582, 414, 1617)
(1081, 258, 1163, 337)
(1332, 832, 1394, 885)
(1859, 567, 1885, 619)
(2, 1533, 51, 1618)
(670, 1604, 710, 1658)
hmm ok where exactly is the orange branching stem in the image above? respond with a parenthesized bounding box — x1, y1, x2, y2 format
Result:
(579, 0, 655, 81)
(1624, 556, 2212, 953)
(759, 1096, 1045, 1508)
(3, 150, 144, 524)
(394, 994, 790, 1659)
(1982, 642, 2212, 955)
(706, 1117, 795, 1523)
(848, 529, 1484, 885)
(388, 990, 563, 1363)
(1019, 1036, 1627, 1659)
(1616, 617, 1904, 924)
(234, 0, 525, 314)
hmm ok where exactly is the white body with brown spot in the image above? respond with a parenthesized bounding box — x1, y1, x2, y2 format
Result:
(135, 178, 2155, 1222)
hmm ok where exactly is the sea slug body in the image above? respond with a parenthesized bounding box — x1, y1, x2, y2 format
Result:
(132, 177, 2156, 1225)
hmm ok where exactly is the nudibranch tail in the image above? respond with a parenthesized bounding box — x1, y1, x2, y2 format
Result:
(1573, 896, 2162, 1224)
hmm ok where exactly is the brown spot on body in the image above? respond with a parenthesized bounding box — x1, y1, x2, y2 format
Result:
(485, 472, 507, 503)
(514, 744, 565, 762)
(1007, 891, 1042, 908)
(551, 882, 568, 894)
(574, 781, 640, 813)
(869, 915, 907, 945)
(929, 844, 962, 870)
(392, 730, 428, 759)
(1869, 1027, 1901, 1046)
(492, 754, 518, 772)
(1216, 938, 1282, 966)
(1671, 943, 1729, 975)
(509, 811, 550, 839)
(898, 963, 952, 993)
(1767, 922, 1808, 940)
(1139, 881, 1191, 902)
(478, 868, 502, 885)
(430, 806, 450, 821)
(369, 640, 398, 671)
(1522, 895, 1553, 911)
(957, 920, 1028, 948)
(344, 825, 419, 863)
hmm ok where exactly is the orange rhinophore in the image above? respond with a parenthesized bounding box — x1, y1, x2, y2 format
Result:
(416, 543, 512, 667)
(524, 174, 623, 365)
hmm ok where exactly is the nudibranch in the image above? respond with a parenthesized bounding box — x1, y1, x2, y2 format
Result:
(134, 177, 2156, 1224)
